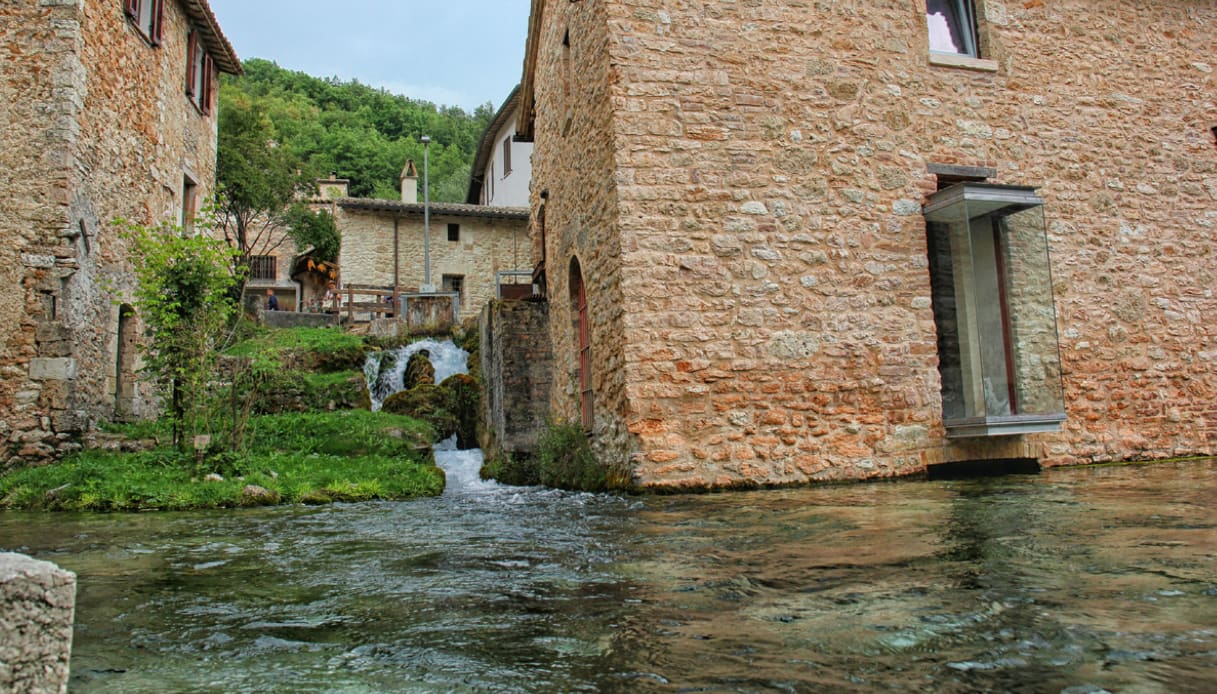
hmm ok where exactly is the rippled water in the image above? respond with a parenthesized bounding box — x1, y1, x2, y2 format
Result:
(2, 459, 1216, 692)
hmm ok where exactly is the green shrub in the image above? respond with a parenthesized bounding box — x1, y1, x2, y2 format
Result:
(535, 422, 627, 492)
(480, 452, 540, 487)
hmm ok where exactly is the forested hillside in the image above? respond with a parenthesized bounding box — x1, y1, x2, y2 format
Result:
(220, 59, 495, 202)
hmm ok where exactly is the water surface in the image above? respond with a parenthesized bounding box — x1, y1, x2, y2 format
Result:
(2, 458, 1215, 692)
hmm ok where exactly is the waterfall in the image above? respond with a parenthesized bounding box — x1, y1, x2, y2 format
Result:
(365, 339, 501, 492)
(363, 338, 469, 411)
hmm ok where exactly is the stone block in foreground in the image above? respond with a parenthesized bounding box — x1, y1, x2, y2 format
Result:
(0, 553, 76, 694)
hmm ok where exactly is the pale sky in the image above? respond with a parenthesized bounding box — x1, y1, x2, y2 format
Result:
(207, 0, 532, 112)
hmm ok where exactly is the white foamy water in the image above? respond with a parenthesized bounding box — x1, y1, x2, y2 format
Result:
(433, 435, 503, 495)
(364, 338, 469, 411)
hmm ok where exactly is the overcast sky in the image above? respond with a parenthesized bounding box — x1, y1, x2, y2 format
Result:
(207, 0, 531, 112)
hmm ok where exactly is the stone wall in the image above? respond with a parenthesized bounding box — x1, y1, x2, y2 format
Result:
(527, 0, 635, 467)
(479, 299, 553, 460)
(0, 553, 76, 694)
(0, 1, 229, 467)
(336, 206, 531, 322)
(527, 0, 1217, 488)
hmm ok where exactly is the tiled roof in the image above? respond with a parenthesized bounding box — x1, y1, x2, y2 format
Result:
(181, 0, 242, 75)
(337, 198, 529, 221)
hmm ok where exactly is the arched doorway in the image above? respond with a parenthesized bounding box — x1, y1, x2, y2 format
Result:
(114, 304, 137, 420)
(569, 258, 592, 432)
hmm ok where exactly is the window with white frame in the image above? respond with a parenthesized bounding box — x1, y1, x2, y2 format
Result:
(926, 0, 978, 57)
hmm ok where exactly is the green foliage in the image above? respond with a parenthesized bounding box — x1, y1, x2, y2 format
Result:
(480, 452, 541, 487)
(0, 411, 443, 511)
(221, 59, 494, 202)
(536, 423, 605, 491)
(282, 204, 340, 262)
(120, 220, 239, 449)
(215, 90, 312, 279)
(224, 325, 367, 373)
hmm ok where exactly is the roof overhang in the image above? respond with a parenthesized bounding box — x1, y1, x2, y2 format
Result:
(465, 85, 521, 204)
(516, 0, 545, 143)
(337, 198, 529, 221)
(180, 0, 242, 75)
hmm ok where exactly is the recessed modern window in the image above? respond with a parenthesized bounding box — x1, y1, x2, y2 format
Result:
(124, 0, 164, 46)
(923, 183, 1066, 437)
(926, 0, 978, 57)
(447, 223, 460, 242)
(502, 137, 513, 176)
(186, 31, 214, 114)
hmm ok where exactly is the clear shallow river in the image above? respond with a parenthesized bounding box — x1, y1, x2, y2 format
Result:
(2, 457, 1216, 693)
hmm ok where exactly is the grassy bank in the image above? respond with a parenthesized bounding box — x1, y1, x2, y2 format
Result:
(0, 411, 443, 512)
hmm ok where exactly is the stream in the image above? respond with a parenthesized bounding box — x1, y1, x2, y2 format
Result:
(1, 341, 1215, 691)
(1, 460, 1215, 692)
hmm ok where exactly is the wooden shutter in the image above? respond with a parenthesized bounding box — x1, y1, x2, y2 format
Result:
(124, 0, 139, 20)
(149, 0, 164, 45)
(185, 32, 196, 96)
(201, 53, 214, 114)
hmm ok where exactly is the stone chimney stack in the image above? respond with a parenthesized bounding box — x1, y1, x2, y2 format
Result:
(401, 160, 419, 203)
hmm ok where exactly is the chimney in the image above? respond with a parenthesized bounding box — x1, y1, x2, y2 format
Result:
(401, 159, 419, 203)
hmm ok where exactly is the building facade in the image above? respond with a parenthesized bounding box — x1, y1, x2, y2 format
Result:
(467, 86, 535, 208)
(0, 0, 240, 466)
(516, 0, 1217, 488)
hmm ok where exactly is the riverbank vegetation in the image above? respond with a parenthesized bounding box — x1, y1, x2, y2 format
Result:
(0, 320, 455, 511)
(0, 412, 442, 512)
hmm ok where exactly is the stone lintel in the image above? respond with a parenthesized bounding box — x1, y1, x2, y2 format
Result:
(29, 358, 77, 381)
(927, 163, 997, 180)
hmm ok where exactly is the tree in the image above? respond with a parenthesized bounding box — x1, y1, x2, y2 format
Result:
(215, 90, 312, 287)
(282, 204, 340, 262)
(121, 221, 238, 450)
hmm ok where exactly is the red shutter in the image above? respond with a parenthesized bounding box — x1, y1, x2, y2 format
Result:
(124, 0, 139, 20)
(185, 32, 197, 97)
(150, 0, 164, 45)
(202, 54, 214, 114)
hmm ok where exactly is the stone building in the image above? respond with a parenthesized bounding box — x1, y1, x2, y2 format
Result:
(0, 0, 240, 466)
(510, 0, 1217, 489)
(330, 171, 531, 322)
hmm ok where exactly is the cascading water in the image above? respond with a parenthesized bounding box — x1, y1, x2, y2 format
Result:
(364, 338, 501, 494)
(363, 338, 470, 411)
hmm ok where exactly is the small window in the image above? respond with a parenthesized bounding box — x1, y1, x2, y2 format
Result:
(442, 274, 464, 300)
(186, 31, 215, 114)
(249, 255, 276, 281)
(447, 223, 460, 242)
(124, 0, 164, 46)
(181, 176, 198, 233)
(502, 137, 513, 176)
(924, 183, 1066, 437)
(926, 0, 978, 57)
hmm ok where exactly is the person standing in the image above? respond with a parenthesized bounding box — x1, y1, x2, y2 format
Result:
(266, 288, 279, 311)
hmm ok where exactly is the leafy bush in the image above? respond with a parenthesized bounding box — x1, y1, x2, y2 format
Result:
(535, 422, 629, 492)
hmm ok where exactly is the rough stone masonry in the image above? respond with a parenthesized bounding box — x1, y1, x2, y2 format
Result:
(518, 0, 1217, 489)
(0, 553, 76, 694)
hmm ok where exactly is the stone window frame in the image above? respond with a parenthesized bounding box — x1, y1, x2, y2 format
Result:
(124, 0, 164, 47)
(925, 0, 999, 72)
(186, 30, 215, 115)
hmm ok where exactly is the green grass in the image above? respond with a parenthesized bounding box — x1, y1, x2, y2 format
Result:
(224, 325, 368, 372)
(0, 411, 443, 512)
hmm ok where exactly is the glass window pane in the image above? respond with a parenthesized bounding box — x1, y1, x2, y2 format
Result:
(926, 0, 975, 56)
